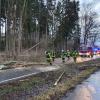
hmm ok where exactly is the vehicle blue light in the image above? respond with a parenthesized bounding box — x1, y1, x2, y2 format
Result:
(93, 48, 98, 51)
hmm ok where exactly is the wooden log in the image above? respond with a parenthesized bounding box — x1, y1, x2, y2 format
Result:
(54, 71, 65, 86)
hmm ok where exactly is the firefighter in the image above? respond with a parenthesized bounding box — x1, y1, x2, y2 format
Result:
(61, 50, 66, 63)
(45, 51, 52, 65)
(52, 51, 55, 62)
(66, 50, 70, 60)
(72, 50, 78, 63)
(70, 50, 73, 57)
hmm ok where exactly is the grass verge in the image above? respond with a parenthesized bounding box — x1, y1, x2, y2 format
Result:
(32, 67, 98, 100)
(0, 59, 100, 99)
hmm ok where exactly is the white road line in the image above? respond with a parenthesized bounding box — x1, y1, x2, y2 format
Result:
(0, 66, 60, 84)
(0, 72, 39, 84)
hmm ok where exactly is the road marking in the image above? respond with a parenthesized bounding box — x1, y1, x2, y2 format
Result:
(0, 66, 60, 84)
(0, 72, 39, 84)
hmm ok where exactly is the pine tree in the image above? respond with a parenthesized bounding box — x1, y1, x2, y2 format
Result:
(55, 0, 80, 50)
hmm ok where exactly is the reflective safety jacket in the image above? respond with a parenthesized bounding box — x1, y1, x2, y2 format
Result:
(46, 53, 52, 62)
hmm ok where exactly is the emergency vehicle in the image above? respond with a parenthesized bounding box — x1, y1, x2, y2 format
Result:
(79, 47, 93, 58)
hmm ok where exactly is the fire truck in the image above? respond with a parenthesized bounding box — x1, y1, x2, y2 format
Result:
(79, 46, 94, 58)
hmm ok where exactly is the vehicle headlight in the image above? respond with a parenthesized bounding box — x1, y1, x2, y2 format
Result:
(86, 52, 90, 55)
(79, 53, 82, 55)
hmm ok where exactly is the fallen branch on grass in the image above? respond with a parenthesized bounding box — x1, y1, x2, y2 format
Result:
(22, 41, 42, 54)
(54, 71, 65, 86)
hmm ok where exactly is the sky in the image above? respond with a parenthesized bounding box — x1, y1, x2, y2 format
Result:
(56, 0, 100, 15)
(45, 0, 100, 45)
(79, 0, 100, 45)
(80, 0, 100, 13)
(56, 0, 100, 46)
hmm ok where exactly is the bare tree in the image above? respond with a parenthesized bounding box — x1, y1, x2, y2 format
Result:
(80, 3, 100, 46)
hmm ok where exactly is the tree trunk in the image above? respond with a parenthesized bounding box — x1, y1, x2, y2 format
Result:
(6, 1, 11, 57)
(65, 37, 67, 50)
(0, 0, 1, 51)
(18, 16, 22, 55)
(73, 38, 80, 51)
(12, 4, 17, 59)
(17, 0, 27, 55)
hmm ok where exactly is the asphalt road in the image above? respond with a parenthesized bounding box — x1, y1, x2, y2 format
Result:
(0, 65, 60, 84)
(0, 55, 99, 84)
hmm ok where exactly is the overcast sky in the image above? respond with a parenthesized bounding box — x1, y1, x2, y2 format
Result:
(80, 0, 100, 11)
(57, 0, 100, 21)
(56, 0, 100, 12)
(46, 0, 100, 13)
(53, 0, 100, 45)
(79, 0, 100, 45)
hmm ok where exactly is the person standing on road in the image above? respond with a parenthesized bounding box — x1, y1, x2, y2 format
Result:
(51, 51, 55, 62)
(72, 50, 78, 63)
(66, 50, 70, 60)
(45, 51, 52, 65)
(61, 50, 66, 63)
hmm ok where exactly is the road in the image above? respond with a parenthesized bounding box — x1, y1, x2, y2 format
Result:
(0, 55, 99, 84)
(54, 55, 100, 64)
(76, 54, 100, 63)
(0, 65, 60, 84)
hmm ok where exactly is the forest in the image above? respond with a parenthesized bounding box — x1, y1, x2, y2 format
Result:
(0, 0, 99, 61)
